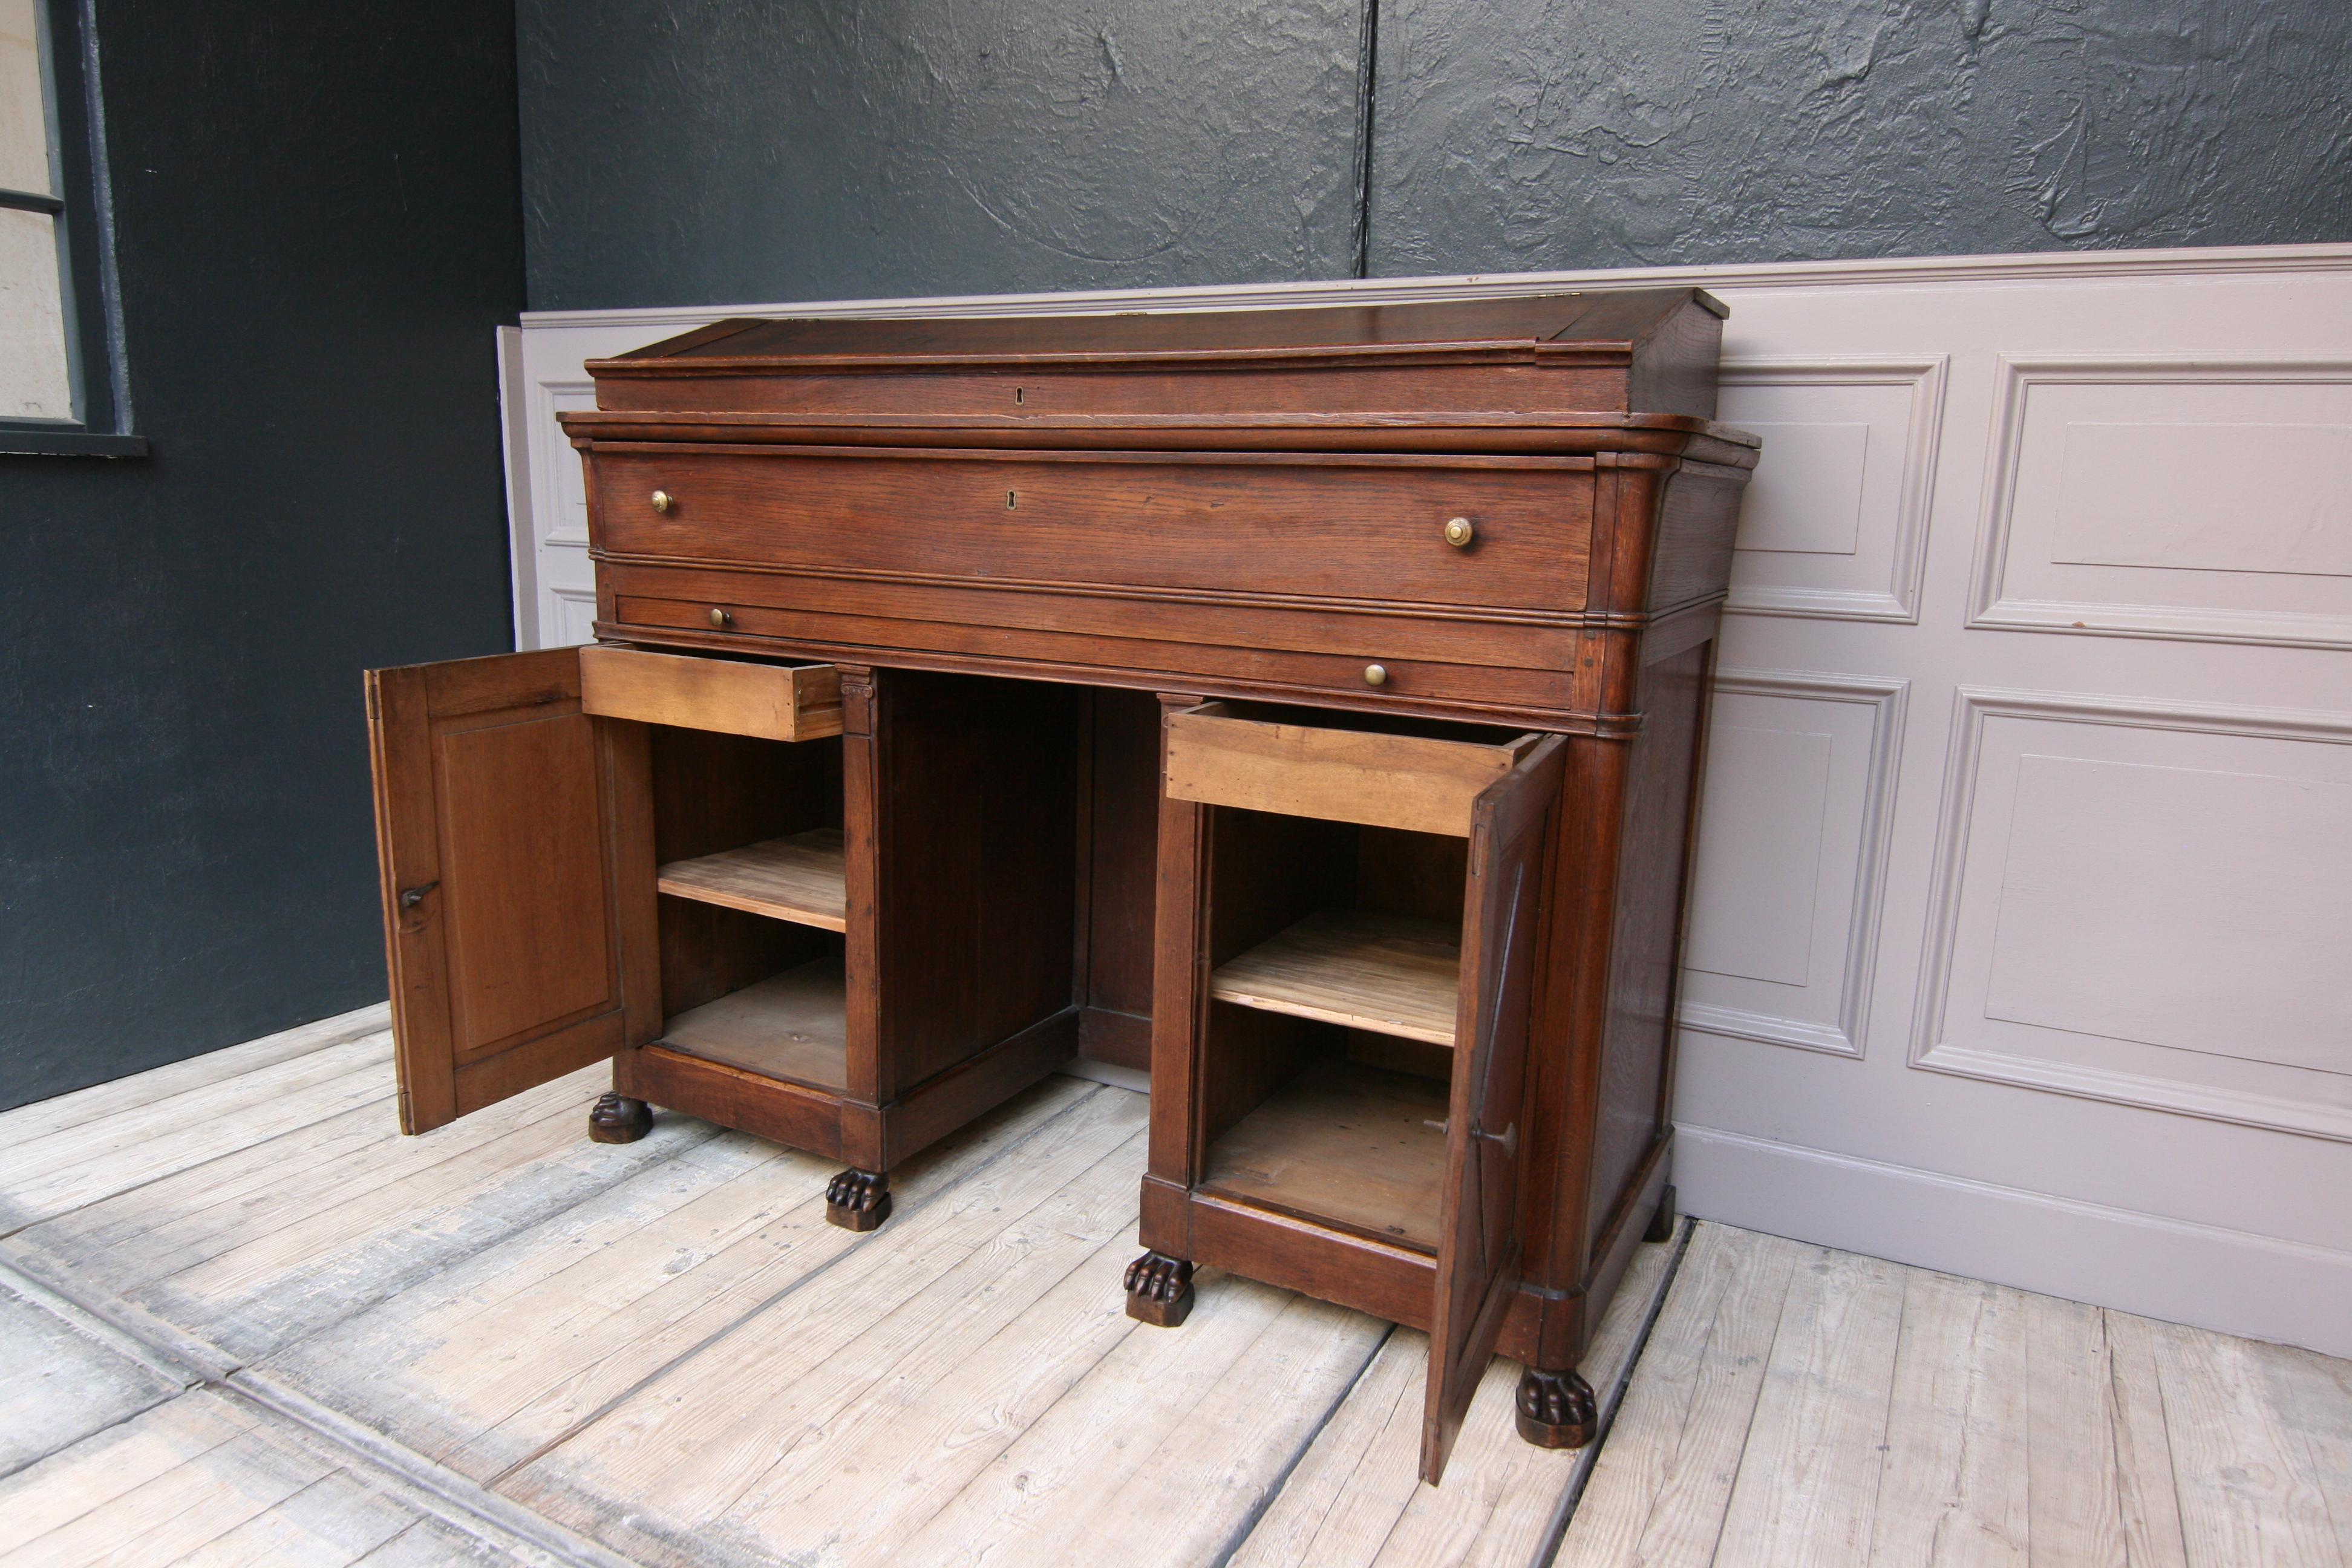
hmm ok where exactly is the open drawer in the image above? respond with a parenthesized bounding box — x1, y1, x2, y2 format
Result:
(1164, 701, 1544, 837)
(1145, 697, 1567, 1481)
(580, 643, 842, 743)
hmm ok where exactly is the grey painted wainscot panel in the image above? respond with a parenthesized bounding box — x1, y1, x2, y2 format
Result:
(1368, 0, 2352, 274)
(518, 0, 1371, 311)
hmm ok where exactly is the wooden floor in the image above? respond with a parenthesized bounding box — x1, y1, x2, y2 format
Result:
(0, 1006, 2342, 1566)
(1561, 1223, 2352, 1567)
(0, 1005, 1673, 1567)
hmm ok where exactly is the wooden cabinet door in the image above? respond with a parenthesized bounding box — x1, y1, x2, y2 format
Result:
(1421, 733, 1567, 1481)
(367, 648, 659, 1134)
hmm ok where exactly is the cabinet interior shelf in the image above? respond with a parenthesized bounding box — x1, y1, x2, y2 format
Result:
(1202, 1058, 1450, 1252)
(1209, 909, 1462, 1047)
(661, 955, 848, 1092)
(657, 828, 847, 931)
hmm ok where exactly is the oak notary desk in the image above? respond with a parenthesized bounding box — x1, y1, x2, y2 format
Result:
(367, 292, 1757, 1482)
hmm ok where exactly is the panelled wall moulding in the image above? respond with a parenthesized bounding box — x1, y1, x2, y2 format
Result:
(1716, 357, 1947, 625)
(1971, 355, 2352, 649)
(1912, 685, 2352, 1143)
(1677, 669, 1908, 1060)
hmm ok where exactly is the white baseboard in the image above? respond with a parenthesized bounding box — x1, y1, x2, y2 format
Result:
(1674, 1122, 2352, 1358)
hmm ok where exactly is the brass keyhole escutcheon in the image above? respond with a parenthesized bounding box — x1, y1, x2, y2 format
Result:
(1443, 516, 1474, 547)
(651, 489, 675, 514)
(1007, 489, 1018, 509)
(1363, 664, 1389, 687)
(708, 607, 731, 628)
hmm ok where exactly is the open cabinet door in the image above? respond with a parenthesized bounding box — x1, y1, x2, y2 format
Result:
(367, 648, 659, 1134)
(1421, 733, 1567, 1482)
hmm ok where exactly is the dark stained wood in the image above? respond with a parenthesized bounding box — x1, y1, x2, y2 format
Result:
(1123, 1250, 1195, 1327)
(1079, 689, 1162, 1068)
(372, 290, 1752, 1483)
(1515, 1367, 1598, 1449)
(586, 1093, 652, 1144)
(587, 290, 1733, 422)
(866, 670, 1082, 1099)
(617, 1042, 846, 1160)
(590, 446, 1596, 615)
(825, 1168, 892, 1232)
(564, 408, 1762, 460)
(1425, 734, 1567, 1483)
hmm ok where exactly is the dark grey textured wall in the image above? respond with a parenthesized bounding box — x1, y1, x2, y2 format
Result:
(521, 0, 2349, 310)
(0, 0, 522, 1110)
(520, 0, 1371, 309)
(1368, 0, 2352, 273)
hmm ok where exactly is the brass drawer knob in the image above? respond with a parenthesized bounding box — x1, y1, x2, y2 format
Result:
(1443, 517, 1474, 547)
(1363, 664, 1389, 687)
(708, 607, 731, 628)
(651, 489, 676, 514)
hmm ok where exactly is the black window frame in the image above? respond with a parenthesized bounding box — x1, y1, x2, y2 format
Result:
(2, 0, 140, 457)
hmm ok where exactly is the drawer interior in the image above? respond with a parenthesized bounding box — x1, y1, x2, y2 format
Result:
(647, 725, 849, 1091)
(581, 643, 843, 743)
(1166, 701, 1541, 837)
(1195, 803, 1466, 1252)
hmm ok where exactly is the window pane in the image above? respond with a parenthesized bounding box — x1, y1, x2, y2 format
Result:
(0, 0, 52, 195)
(0, 207, 73, 417)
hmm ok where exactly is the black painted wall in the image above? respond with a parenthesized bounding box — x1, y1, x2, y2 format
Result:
(520, 0, 2350, 311)
(520, 0, 1372, 309)
(0, 0, 522, 1109)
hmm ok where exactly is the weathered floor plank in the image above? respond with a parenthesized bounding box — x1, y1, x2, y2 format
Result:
(264, 1076, 1094, 1483)
(4, 1026, 2347, 1568)
(1552, 1225, 1800, 1568)
(0, 1388, 566, 1568)
(0, 1005, 388, 1151)
(1235, 1223, 1682, 1568)
(0, 1272, 188, 1480)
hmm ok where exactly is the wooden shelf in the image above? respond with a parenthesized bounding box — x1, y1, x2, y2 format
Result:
(1202, 1058, 1450, 1252)
(660, 956, 848, 1091)
(1210, 909, 1460, 1047)
(657, 829, 847, 931)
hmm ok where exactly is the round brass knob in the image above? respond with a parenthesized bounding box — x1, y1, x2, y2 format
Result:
(651, 489, 675, 514)
(708, 607, 731, 628)
(1443, 517, 1474, 547)
(1363, 664, 1389, 687)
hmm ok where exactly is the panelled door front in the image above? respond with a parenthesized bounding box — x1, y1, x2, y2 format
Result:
(1422, 734, 1566, 1481)
(367, 647, 659, 1132)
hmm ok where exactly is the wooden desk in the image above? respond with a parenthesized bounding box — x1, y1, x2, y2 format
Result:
(367, 291, 1756, 1482)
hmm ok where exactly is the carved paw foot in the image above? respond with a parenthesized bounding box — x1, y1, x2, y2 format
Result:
(1645, 1183, 1679, 1244)
(587, 1094, 652, 1145)
(1516, 1367, 1598, 1448)
(1123, 1250, 1195, 1327)
(825, 1168, 892, 1232)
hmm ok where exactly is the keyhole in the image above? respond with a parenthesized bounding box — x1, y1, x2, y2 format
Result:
(1007, 490, 1018, 509)
(1014, 387, 1025, 405)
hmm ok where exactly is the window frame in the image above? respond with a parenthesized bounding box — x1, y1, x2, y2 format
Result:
(1, 0, 140, 457)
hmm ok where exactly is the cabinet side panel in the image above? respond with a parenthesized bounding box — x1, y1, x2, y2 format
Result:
(1082, 688, 1164, 1067)
(1586, 641, 1711, 1244)
(1626, 295, 1725, 421)
(874, 671, 1082, 1091)
(1645, 465, 1750, 614)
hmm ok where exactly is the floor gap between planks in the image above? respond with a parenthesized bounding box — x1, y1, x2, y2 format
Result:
(1, 1008, 2344, 1566)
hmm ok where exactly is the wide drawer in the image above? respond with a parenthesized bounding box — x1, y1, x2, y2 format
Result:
(1163, 701, 1545, 836)
(589, 447, 1592, 613)
(578, 644, 842, 742)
